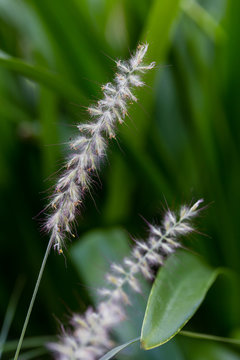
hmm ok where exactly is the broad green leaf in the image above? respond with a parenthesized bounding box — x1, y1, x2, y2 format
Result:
(141, 250, 220, 349)
(99, 337, 140, 360)
(0, 51, 86, 104)
(70, 228, 130, 289)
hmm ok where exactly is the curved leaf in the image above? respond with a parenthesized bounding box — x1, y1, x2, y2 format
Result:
(141, 250, 221, 349)
(99, 337, 140, 360)
(181, 0, 226, 44)
(0, 51, 86, 104)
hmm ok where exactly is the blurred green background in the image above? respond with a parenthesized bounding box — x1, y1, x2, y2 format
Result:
(1, 0, 240, 358)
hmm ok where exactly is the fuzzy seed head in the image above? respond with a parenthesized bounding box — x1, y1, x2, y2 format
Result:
(45, 43, 155, 253)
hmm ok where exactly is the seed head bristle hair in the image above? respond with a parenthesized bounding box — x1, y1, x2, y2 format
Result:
(44, 43, 155, 253)
(48, 199, 203, 360)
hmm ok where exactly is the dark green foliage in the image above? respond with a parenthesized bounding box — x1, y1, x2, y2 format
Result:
(1, 0, 240, 358)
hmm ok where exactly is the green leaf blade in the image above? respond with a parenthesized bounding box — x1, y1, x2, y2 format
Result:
(99, 337, 140, 360)
(0, 51, 86, 104)
(141, 250, 220, 350)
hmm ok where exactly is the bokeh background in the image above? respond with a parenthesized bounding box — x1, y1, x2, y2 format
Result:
(1, 0, 240, 358)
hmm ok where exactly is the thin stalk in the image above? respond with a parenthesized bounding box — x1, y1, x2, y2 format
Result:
(180, 330, 240, 346)
(13, 239, 53, 360)
(99, 337, 140, 360)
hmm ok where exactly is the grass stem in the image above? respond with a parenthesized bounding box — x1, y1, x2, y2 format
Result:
(180, 330, 240, 345)
(13, 239, 53, 360)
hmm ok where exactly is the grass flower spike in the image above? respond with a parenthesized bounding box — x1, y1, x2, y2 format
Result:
(49, 199, 203, 360)
(45, 44, 155, 253)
